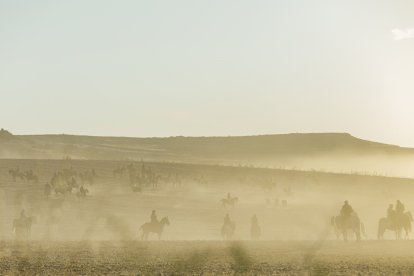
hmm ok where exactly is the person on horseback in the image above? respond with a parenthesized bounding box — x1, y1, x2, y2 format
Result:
(223, 213, 231, 227)
(20, 209, 27, 220)
(387, 204, 396, 228)
(79, 185, 88, 197)
(396, 200, 405, 214)
(151, 210, 158, 225)
(251, 214, 261, 240)
(44, 182, 51, 197)
(340, 201, 353, 220)
(387, 204, 396, 218)
(395, 200, 406, 229)
(252, 214, 258, 226)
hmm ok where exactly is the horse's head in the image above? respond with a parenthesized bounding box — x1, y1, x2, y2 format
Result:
(161, 216, 170, 226)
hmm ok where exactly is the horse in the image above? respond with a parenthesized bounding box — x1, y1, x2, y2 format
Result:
(13, 216, 36, 240)
(53, 182, 72, 195)
(24, 171, 39, 183)
(378, 212, 413, 240)
(221, 197, 239, 208)
(77, 186, 89, 198)
(9, 169, 25, 182)
(331, 214, 365, 242)
(221, 221, 236, 240)
(131, 185, 142, 193)
(139, 217, 170, 240)
(113, 167, 125, 178)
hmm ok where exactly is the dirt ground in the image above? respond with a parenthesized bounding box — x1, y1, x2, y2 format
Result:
(1, 159, 414, 275)
(1, 241, 414, 275)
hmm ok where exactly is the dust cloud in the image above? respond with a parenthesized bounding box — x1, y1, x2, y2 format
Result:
(1, 151, 414, 274)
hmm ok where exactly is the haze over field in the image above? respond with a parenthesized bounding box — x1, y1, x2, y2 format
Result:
(1, 0, 414, 274)
(1, 129, 414, 177)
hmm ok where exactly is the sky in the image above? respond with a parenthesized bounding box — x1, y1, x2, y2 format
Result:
(1, 0, 414, 146)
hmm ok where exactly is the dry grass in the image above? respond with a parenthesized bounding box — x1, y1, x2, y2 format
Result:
(1, 241, 414, 275)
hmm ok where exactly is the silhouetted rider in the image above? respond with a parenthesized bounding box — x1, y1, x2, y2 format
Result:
(251, 214, 258, 226)
(151, 210, 158, 225)
(223, 213, 231, 227)
(396, 200, 405, 215)
(387, 204, 396, 219)
(387, 204, 396, 226)
(340, 201, 353, 220)
(20, 209, 27, 220)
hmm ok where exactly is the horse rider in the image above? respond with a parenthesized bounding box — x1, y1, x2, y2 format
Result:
(223, 213, 231, 227)
(396, 200, 405, 215)
(251, 214, 261, 239)
(387, 204, 396, 227)
(395, 200, 405, 226)
(44, 182, 51, 197)
(20, 209, 27, 220)
(151, 210, 158, 225)
(251, 214, 258, 226)
(79, 185, 87, 197)
(340, 200, 353, 221)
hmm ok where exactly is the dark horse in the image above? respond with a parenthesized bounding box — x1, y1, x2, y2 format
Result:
(9, 168, 25, 182)
(139, 217, 170, 240)
(331, 214, 365, 242)
(221, 221, 236, 240)
(13, 216, 36, 240)
(378, 212, 413, 240)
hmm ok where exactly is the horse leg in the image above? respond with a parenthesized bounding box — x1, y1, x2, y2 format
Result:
(377, 227, 383, 240)
(343, 230, 348, 242)
(355, 228, 361, 242)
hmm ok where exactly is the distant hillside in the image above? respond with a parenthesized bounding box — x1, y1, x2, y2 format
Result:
(0, 128, 13, 140)
(1, 132, 414, 176)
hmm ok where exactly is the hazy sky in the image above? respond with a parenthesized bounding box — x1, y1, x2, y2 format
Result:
(1, 0, 414, 146)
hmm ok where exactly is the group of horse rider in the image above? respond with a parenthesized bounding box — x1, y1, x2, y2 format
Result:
(149, 208, 260, 239)
(386, 200, 406, 227)
(12, 198, 411, 240)
(339, 199, 408, 226)
(222, 213, 261, 239)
